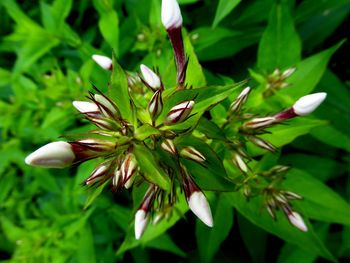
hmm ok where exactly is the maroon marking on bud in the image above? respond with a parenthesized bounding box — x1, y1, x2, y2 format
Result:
(69, 140, 115, 163)
(139, 185, 157, 212)
(148, 89, 163, 119)
(274, 108, 297, 121)
(167, 27, 186, 86)
(180, 165, 200, 198)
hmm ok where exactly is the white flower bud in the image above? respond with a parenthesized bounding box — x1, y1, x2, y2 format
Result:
(140, 64, 161, 90)
(92, 54, 112, 70)
(72, 101, 99, 113)
(287, 212, 308, 232)
(148, 90, 163, 119)
(161, 0, 183, 30)
(244, 116, 276, 129)
(188, 191, 213, 227)
(86, 162, 110, 185)
(230, 87, 251, 112)
(282, 68, 296, 79)
(161, 139, 177, 155)
(293, 92, 327, 116)
(180, 147, 206, 163)
(25, 141, 75, 168)
(165, 100, 194, 125)
(232, 153, 248, 173)
(134, 209, 150, 240)
(94, 94, 118, 116)
(121, 154, 137, 186)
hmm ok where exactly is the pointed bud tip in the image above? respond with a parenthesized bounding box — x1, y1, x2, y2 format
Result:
(293, 92, 327, 116)
(135, 209, 149, 240)
(92, 54, 112, 70)
(25, 141, 75, 168)
(161, 0, 183, 30)
(72, 101, 99, 113)
(288, 212, 308, 232)
(188, 191, 214, 227)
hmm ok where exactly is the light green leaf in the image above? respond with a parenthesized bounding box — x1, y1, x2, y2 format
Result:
(134, 124, 161, 141)
(212, 0, 241, 28)
(257, 1, 301, 71)
(98, 11, 119, 54)
(146, 234, 186, 257)
(281, 40, 344, 99)
(110, 53, 134, 124)
(133, 144, 171, 191)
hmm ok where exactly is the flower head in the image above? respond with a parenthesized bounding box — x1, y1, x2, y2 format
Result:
(292, 92, 327, 116)
(92, 54, 112, 70)
(161, 0, 183, 30)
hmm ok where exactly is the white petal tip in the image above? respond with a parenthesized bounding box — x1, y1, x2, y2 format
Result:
(289, 212, 308, 232)
(25, 141, 75, 168)
(92, 54, 112, 70)
(72, 101, 99, 113)
(293, 92, 327, 116)
(161, 0, 183, 29)
(188, 191, 214, 227)
(135, 210, 149, 240)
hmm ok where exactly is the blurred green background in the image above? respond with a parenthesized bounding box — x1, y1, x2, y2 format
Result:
(1, 0, 350, 262)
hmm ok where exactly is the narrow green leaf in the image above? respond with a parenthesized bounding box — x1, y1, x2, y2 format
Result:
(146, 234, 186, 257)
(110, 53, 134, 124)
(134, 124, 161, 141)
(98, 11, 119, 53)
(281, 40, 344, 99)
(283, 169, 350, 226)
(133, 144, 171, 191)
(257, 1, 302, 71)
(196, 194, 233, 263)
(84, 181, 110, 209)
(212, 0, 241, 28)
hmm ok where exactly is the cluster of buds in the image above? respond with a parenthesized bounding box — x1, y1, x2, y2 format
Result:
(264, 68, 296, 96)
(263, 187, 307, 232)
(25, 0, 214, 240)
(25, 0, 328, 238)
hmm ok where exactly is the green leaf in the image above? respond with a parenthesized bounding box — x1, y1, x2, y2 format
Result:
(84, 181, 110, 209)
(133, 144, 171, 191)
(109, 53, 134, 124)
(176, 136, 236, 191)
(183, 30, 206, 88)
(146, 234, 186, 257)
(134, 124, 161, 141)
(280, 40, 344, 100)
(283, 169, 350, 226)
(98, 11, 119, 54)
(257, 1, 302, 71)
(212, 0, 241, 28)
(227, 192, 335, 261)
(157, 81, 247, 126)
(196, 194, 233, 263)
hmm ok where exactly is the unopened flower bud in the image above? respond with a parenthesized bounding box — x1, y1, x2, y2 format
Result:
(249, 136, 276, 152)
(161, 0, 186, 85)
(161, 139, 177, 155)
(292, 92, 327, 116)
(121, 154, 138, 187)
(25, 141, 75, 168)
(232, 153, 248, 173)
(282, 68, 296, 79)
(135, 209, 150, 240)
(180, 147, 206, 163)
(112, 170, 122, 187)
(85, 161, 111, 185)
(140, 64, 161, 90)
(287, 211, 308, 232)
(282, 191, 302, 200)
(94, 94, 118, 117)
(164, 100, 194, 125)
(188, 191, 214, 227)
(92, 55, 112, 70)
(148, 90, 163, 119)
(73, 101, 99, 114)
(230, 87, 251, 112)
(161, 0, 183, 30)
(244, 116, 276, 129)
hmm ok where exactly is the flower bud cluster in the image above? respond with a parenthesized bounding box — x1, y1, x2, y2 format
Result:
(24, 0, 328, 240)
